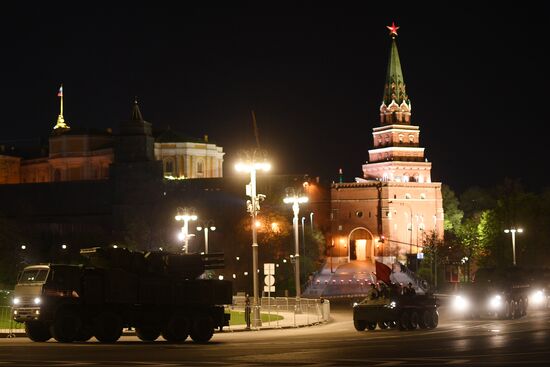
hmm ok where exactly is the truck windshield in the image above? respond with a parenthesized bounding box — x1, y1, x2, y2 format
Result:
(19, 268, 49, 283)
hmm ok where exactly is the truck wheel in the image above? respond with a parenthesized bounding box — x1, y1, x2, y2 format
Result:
(399, 311, 410, 330)
(419, 310, 430, 329)
(502, 301, 512, 319)
(378, 321, 389, 329)
(190, 316, 214, 343)
(75, 324, 94, 342)
(366, 322, 376, 331)
(25, 321, 51, 342)
(94, 312, 123, 343)
(353, 319, 367, 331)
(409, 311, 419, 330)
(388, 320, 398, 329)
(136, 326, 161, 342)
(50, 310, 81, 343)
(427, 310, 439, 329)
(162, 314, 189, 342)
(519, 298, 527, 316)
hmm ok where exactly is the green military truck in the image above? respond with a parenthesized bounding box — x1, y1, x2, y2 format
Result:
(12, 247, 232, 343)
(353, 287, 439, 331)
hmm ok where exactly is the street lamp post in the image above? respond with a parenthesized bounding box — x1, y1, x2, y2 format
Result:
(284, 188, 308, 302)
(175, 207, 198, 254)
(301, 216, 306, 261)
(197, 221, 216, 254)
(235, 150, 270, 328)
(309, 212, 314, 232)
(504, 228, 523, 266)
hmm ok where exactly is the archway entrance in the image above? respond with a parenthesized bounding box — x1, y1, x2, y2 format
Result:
(349, 228, 374, 263)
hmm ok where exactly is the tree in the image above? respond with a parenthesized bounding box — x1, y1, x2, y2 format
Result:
(442, 184, 463, 232)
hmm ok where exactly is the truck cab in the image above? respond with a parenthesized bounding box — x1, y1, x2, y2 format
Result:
(12, 265, 50, 321)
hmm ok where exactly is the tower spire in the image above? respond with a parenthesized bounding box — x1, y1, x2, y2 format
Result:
(380, 23, 411, 125)
(53, 84, 70, 132)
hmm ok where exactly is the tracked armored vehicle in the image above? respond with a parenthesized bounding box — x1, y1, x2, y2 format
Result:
(353, 287, 439, 331)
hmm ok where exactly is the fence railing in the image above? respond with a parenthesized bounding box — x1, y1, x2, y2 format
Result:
(231, 296, 330, 328)
(0, 305, 24, 336)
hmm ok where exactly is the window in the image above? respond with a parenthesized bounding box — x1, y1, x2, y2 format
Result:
(54, 169, 61, 182)
(197, 160, 204, 174)
(409, 135, 414, 143)
(420, 193, 426, 199)
(164, 160, 174, 175)
(405, 193, 412, 199)
(399, 134, 404, 143)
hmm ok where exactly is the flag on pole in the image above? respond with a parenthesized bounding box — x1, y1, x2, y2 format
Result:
(375, 260, 392, 284)
(57, 85, 63, 97)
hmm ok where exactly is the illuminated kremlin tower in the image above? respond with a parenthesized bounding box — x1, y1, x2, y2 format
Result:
(329, 23, 444, 271)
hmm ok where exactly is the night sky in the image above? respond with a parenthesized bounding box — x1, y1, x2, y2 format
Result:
(1, 3, 548, 194)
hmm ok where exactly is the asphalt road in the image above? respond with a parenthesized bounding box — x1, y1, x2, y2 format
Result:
(1, 301, 550, 366)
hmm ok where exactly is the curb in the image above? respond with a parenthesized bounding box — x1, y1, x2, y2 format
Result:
(1, 320, 329, 339)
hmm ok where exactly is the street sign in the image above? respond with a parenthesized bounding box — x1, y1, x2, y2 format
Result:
(264, 274, 275, 286)
(417, 252, 424, 259)
(264, 263, 275, 275)
(264, 285, 275, 292)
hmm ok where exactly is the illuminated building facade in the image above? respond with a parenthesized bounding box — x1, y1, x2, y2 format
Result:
(329, 24, 444, 270)
(0, 94, 224, 184)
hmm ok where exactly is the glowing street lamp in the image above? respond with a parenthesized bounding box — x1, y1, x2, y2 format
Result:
(504, 228, 523, 266)
(197, 220, 216, 254)
(235, 149, 270, 328)
(175, 207, 198, 253)
(283, 188, 308, 301)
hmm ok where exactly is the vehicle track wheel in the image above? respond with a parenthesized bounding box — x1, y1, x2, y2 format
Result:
(162, 314, 189, 342)
(25, 321, 51, 342)
(93, 311, 123, 343)
(388, 320, 399, 329)
(419, 310, 430, 329)
(366, 322, 376, 331)
(428, 310, 439, 329)
(136, 326, 161, 342)
(190, 316, 214, 343)
(399, 311, 410, 331)
(353, 319, 367, 331)
(502, 301, 512, 320)
(378, 321, 389, 329)
(50, 310, 81, 343)
(409, 311, 419, 330)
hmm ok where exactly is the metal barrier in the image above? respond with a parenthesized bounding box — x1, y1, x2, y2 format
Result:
(1, 305, 24, 337)
(232, 296, 330, 329)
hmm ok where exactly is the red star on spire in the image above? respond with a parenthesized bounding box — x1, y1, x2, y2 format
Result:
(387, 22, 399, 37)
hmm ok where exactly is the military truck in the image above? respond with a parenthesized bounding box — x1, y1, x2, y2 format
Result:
(451, 266, 533, 319)
(353, 286, 439, 331)
(12, 247, 232, 343)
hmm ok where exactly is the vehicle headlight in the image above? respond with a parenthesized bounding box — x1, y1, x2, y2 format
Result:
(452, 295, 470, 312)
(33, 297, 41, 305)
(489, 295, 502, 310)
(389, 301, 396, 309)
(353, 302, 358, 307)
(530, 290, 544, 305)
(12, 297, 20, 305)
